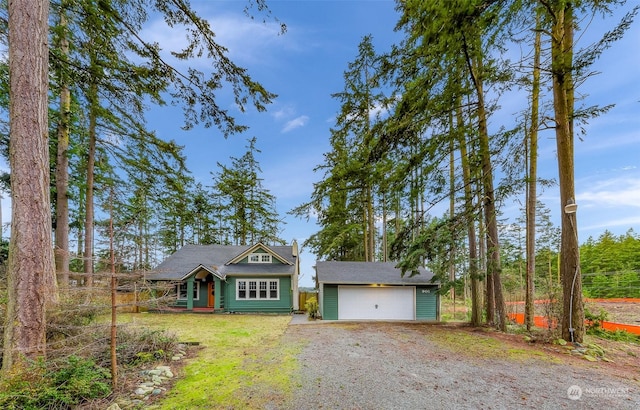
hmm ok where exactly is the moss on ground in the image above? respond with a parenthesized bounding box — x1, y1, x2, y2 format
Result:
(427, 327, 561, 363)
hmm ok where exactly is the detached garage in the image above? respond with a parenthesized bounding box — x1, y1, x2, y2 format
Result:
(315, 261, 440, 321)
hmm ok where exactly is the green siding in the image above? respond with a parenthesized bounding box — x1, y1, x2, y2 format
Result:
(224, 276, 292, 313)
(416, 286, 438, 320)
(193, 281, 207, 308)
(322, 285, 338, 320)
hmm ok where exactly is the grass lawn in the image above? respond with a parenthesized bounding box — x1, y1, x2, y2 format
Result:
(117, 313, 301, 409)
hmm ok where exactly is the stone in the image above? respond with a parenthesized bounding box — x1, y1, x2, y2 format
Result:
(152, 388, 163, 395)
(134, 388, 148, 396)
(583, 354, 598, 362)
(106, 404, 122, 410)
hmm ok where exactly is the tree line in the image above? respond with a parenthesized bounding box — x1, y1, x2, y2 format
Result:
(1, 0, 283, 374)
(293, 1, 638, 342)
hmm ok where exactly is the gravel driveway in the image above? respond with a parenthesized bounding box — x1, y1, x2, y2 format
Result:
(284, 318, 640, 409)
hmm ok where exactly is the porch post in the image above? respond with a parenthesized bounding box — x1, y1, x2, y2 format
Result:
(186, 278, 194, 311)
(214, 277, 221, 309)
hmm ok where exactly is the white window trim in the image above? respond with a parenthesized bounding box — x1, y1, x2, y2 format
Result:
(236, 279, 280, 300)
(248, 253, 272, 263)
(177, 282, 200, 301)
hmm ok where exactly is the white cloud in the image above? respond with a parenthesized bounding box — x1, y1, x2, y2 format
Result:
(141, 9, 288, 69)
(272, 105, 296, 121)
(582, 216, 640, 232)
(282, 115, 309, 133)
(578, 177, 640, 209)
(204, 14, 287, 65)
(369, 101, 390, 120)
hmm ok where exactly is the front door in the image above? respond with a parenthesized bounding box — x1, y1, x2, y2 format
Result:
(207, 282, 215, 308)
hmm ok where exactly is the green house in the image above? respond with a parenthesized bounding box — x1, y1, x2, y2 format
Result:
(146, 242, 300, 313)
(315, 261, 440, 321)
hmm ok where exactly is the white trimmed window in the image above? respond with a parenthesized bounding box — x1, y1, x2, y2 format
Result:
(177, 282, 199, 300)
(236, 279, 280, 300)
(248, 253, 272, 263)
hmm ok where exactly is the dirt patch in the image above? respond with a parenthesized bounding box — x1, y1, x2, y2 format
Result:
(586, 301, 640, 325)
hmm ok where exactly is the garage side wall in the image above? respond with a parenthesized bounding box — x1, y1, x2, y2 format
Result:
(322, 284, 338, 320)
(415, 285, 439, 320)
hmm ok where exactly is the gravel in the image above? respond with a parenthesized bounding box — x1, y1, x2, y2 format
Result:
(284, 319, 640, 409)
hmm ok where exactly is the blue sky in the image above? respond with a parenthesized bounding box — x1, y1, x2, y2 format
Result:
(139, 1, 640, 288)
(0, 1, 636, 288)
(142, 0, 407, 287)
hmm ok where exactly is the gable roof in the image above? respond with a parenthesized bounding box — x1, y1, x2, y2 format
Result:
(315, 261, 436, 286)
(147, 244, 296, 281)
(226, 242, 293, 266)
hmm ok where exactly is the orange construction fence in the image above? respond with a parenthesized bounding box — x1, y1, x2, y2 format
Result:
(507, 298, 640, 305)
(508, 313, 640, 336)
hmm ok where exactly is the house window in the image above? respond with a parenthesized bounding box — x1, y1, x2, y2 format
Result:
(177, 282, 199, 300)
(248, 253, 272, 263)
(236, 279, 279, 300)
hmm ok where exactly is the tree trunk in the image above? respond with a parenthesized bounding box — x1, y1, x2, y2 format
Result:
(55, 4, 71, 289)
(362, 202, 368, 261)
(550, 2, 584, 343)
(448, 137, 456, 304)
(84, 78, 98, 291)
(472, 54, 507, 331)
(367, 184, 375, 261)
(525, 9, 542, 332)
(382, 191, 388, 262)
(3, 0, 54, 373)
(462, 45, 506, 329)
(458, 106, 482, 326)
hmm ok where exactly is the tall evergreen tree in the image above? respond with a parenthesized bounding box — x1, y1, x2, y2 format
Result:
(293, 36, 389, 262)
(380, 0, 514, 330)
(212, 137, 284, 246)
(539, 0, 637, 342)
(3, 0, 54, 373)
(525, 7, 543, 331)
(44, 0, 279, 288)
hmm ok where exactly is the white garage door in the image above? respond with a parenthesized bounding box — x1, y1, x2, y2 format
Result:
(338, 286, 415, 320)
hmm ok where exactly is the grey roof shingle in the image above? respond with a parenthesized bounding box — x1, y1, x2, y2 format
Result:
(147, 244, 295, 281)
(315, 261, 436, 285)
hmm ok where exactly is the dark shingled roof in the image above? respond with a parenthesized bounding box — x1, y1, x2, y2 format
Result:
(147, 244, 296, 281)
(315, 261, 436, 285)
